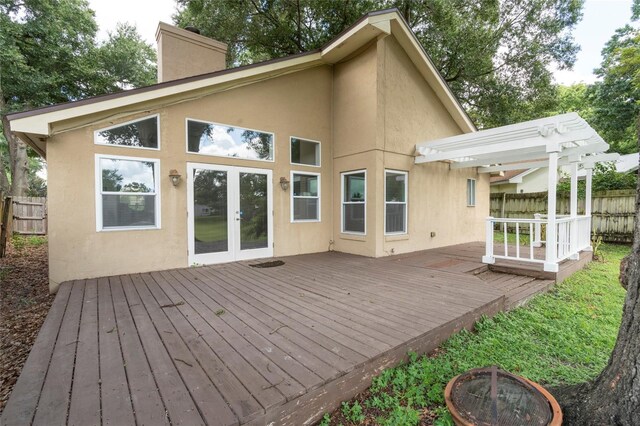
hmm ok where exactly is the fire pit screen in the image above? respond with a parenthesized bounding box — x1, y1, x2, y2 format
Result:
(445, 366, 561, 426)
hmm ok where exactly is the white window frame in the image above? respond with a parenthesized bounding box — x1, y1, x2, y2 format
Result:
(94, 114, 161, 151)
(290, 171, 321, 223)
(185, 117, 275, 163)
(289, 136, 321, 168)
(95, 154, 161, 232)
(467, 178, 476, 207)
(384, 169, 408, 235)
(341, 169, 367, 235)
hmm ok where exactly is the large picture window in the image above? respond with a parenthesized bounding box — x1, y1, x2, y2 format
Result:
(95, 115, 159, 150)
(291, 172, 320, 222)
(96, 155, 160, 231)
(467, 178, 476, 207)
(187, 119, 274, 161)
(341, 170, 366, 234)
(385, 170, 407, 234)
(290, 137, 320, 166)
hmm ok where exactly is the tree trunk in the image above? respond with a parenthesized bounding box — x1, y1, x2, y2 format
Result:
(8, 132, 29, 197)
(554, 123, 640, 425)
(0, 148, 10, 195)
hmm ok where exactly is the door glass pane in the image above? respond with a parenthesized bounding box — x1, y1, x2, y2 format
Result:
(193, 169, 228, 254)
(239, 172, 269, 250)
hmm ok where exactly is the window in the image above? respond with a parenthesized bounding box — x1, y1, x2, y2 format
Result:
(467, 178, 476, 206)
(187, 119, 274, 161)
(385, 170, 407, 234)
(95, 115, 159, 150)
(96, 155, 160, 231)
(291, 172, 320, 222)
(341, 170, 366, 234)
(290, 137, 320, 166)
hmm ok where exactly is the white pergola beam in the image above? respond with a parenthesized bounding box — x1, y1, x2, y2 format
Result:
(415, 113, 609, 169)
(477, 151, 618, 173)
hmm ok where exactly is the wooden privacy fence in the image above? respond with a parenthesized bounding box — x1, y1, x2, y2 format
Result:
(490, 189, 636, 243)
(12, 196, 47, 235)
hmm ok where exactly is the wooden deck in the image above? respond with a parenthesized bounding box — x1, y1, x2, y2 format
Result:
(1, 242, 588, 425)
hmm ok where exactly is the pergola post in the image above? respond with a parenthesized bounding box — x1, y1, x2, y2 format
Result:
(569, 161, 580, 260)
(584, 164, 594, 251)
(544, 150, 560, 272)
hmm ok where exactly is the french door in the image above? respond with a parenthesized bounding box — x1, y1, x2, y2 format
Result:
(187, 163, 273, 265)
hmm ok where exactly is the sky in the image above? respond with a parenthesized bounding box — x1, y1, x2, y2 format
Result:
(88, 0, 635, 86)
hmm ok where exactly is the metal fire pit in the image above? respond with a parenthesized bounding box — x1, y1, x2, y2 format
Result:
(444, 366, 562, 426)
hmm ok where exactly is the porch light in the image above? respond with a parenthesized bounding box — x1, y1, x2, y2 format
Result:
(169, 169, 182, 187)
(279, 177, 290, 191)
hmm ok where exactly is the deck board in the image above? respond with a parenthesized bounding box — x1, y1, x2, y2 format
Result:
(2, 242, 590, 426)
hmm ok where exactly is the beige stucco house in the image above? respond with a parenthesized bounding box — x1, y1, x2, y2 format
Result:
(5, 10, 491, 292)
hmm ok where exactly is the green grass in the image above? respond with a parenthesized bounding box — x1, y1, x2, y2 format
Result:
(194, 216, 227, 242)
(11, 235, 47, 252)
(493, 230, 531, 245)
(321, 243, 629, 425)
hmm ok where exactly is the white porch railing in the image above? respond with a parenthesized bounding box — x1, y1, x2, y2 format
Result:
(483, 215, 592, 270)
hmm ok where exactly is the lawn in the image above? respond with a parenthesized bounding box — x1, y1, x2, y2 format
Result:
(194, 215, 227, 242)
(319, 243, 629, 426)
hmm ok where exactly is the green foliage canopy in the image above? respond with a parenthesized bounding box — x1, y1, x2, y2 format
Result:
(175, 0, 584, 128)
(0, 0, 157, 196)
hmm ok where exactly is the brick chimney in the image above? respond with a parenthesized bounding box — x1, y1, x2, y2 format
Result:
(155, 22, 228, 83)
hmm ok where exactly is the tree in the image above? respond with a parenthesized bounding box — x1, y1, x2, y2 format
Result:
(175, 0, 583, 128)
(553, 3, 640, 424)
(556, 162, 637, 198)
(589, 25, 640, 154)
(0, 0, 156, 196)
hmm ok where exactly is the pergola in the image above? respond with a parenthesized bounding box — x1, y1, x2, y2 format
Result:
(415, 113, 618, 272)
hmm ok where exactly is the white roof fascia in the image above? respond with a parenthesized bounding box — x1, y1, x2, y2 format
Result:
(388, 19, 475, 133)
(11, 10, 477, 142)
(508, 168, 539, 183)
(9, 52, 324, 136)
(321, 11, 476, 133)
(321, 13, 391, 63)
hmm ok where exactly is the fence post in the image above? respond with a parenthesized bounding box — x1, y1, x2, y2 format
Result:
(0, 196, 13, 258)
(482, 217, 496, 264)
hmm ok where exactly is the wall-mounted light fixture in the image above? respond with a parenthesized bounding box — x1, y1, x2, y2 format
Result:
(279, 177, 290, 191)
(169, 169, 182, 187)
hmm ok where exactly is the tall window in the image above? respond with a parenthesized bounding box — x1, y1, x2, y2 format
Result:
(385, 170, 407, 234)
(95, 115, 159, 150)
(96, 155, 160, 231)
(291, 172, 320, 222)
(467, 178, 476, 207)
(187, 119, 274, 161)
(290, 137, 320, 166)
(342, 170, 366, 234)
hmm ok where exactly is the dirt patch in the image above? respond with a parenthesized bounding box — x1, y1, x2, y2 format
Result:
(0, 238, 52, 414)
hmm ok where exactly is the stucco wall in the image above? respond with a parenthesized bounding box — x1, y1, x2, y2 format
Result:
(376, 36, 489, 257)
(45, 33, 490, 291)
(332, 43, 380, 256)
(47, 65, 333, 290)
